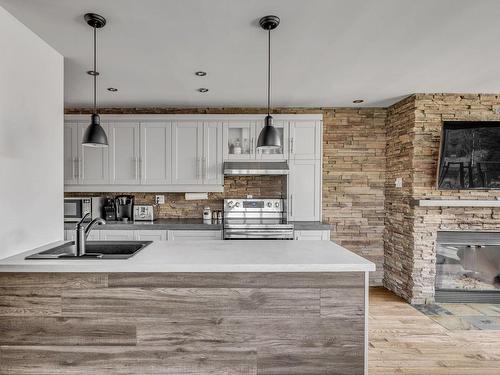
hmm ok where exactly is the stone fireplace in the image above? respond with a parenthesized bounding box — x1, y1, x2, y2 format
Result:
(384, 93, 500, 304)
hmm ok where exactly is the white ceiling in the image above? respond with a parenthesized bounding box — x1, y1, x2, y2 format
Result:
(1, 0, 499, 108)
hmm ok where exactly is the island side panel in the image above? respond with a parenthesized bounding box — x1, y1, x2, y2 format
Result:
(0, 272, 365, 375)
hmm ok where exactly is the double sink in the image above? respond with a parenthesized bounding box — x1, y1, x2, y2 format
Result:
(26, 241, 152, 260)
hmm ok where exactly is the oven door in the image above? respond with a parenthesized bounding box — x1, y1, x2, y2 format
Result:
(224, 228, 294, 240)
(64, 198, 91, 222)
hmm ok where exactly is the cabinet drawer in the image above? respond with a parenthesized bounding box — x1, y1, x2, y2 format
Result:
(168, 230, 222, 241)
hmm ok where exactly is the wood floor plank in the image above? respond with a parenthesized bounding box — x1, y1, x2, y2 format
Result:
(0, 317, 136, 346)
(62, 288, 321, 318)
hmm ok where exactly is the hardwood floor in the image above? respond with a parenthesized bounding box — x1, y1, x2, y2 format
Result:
(369, 287, 500, 375)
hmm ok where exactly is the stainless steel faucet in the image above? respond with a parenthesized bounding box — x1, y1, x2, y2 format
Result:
(75, 212, 106, 256)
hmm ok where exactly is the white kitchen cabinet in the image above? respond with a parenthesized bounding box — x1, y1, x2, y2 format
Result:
(289, 120, 322, 160)
(223, 120, 256, 160)
(294, 230, 330, 240)
(99, 230, 136, 241)
(172, 121, 203, 185)
(135, 230, 167, 241)
(109, 122, 141, 185)
(203, 121, 223, 185)
(255, 119, 288, 160)
(167, 230, 222, 241)
(78, 123, 110, 185)
(64, 123, 80, 185)
(140, 122, 172, 185)
(288, 159, 321, 221)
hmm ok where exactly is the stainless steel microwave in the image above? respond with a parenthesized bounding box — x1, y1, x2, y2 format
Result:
(64, 197, 104, 222)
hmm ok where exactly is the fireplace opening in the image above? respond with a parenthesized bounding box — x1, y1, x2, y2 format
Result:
(435, 232, 500, 303)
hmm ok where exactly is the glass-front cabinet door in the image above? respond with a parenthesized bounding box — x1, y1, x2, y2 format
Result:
(223, 121, 256, 160)
(255, 119, 288, 160)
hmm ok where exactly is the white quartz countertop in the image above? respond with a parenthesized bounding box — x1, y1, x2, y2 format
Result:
(0, 240, 375, 273)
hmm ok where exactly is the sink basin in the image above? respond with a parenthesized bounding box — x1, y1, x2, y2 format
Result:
(25, 241, 152, 260)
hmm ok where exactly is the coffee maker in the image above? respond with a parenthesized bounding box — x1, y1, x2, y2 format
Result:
(103, 198, 116, 221)
(115, 195, 134, 222)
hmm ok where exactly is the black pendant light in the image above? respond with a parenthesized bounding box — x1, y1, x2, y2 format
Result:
(82, 13, 108, 147)
(257, 15, 281, 150)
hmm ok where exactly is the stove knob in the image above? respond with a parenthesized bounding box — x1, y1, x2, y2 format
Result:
(227, 200, 234, 208)
(235, 202, 240, 207)
(267, 202, 272, 207)
(275, 202, 280, 208)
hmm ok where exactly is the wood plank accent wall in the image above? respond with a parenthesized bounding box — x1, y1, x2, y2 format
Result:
(65, 106, 387, 285)
(0, 272, 365, 375)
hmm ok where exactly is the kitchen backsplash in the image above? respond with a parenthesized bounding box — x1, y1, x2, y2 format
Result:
(65, 175, 285, 218)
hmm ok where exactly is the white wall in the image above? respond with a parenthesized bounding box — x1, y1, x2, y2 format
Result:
(0, 6, 63, 259)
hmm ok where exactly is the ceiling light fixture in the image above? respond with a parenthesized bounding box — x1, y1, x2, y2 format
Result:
(82, 13, 108, 147)
(198, 88, 209, 93)
(195, 71, 207, 76)
(257, 15, 281, 150)
(107, 87, 118, 92)
(353, 99, 364, 104)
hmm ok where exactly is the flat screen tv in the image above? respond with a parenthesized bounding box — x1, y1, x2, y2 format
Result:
(438, 121, 500, 189)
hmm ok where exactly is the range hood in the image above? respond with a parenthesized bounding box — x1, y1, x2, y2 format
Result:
(223, 162, 289, 176)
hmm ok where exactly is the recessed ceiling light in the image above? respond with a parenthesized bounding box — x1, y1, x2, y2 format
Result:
(107, 87, 118, 92)
(195, 71, 207, 77)
(353, 99, 364, 104)
(198, 88, 209, 93)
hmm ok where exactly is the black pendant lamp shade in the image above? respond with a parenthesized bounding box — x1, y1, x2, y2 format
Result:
(257, 15, 281, 150)
(82, 13, 108, 147)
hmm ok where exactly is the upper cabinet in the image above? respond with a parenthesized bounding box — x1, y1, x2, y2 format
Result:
(289, 120, 322, 160)
(172, 121, 203, 185)
(109, 122, 141, 185)
(64, 121, 109, 185)
(64, 114, 322, 194)
(223, 120, 256, 160)
(172, 121, 223, 185)
(140, 122, 172, 185)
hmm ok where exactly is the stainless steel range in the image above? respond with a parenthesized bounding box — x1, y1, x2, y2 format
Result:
(223, 198, 293, 240)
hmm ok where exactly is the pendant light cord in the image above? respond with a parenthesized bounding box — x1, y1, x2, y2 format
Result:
(93, 25, 97, 115)
(267, 29, 271, 117)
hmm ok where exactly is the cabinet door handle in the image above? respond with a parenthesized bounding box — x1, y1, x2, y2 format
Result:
(134, 157, 138, 180)
(138, 157, 142, 180)
(202, 156, 207, 180)
(290, 194, 293, 217)
(78, 158, 82, 179)
(291, 138, 294, 154)
(72, 157, 77, 179)
(196, 157, 201, 179)
(251, 138, 254, 154)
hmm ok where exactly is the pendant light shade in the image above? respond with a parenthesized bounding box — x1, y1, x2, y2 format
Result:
(257, 115, 280, 149)
(257, 15, 281, 150)
(82, 13, 108, 147)
(82, 114, 108, 147)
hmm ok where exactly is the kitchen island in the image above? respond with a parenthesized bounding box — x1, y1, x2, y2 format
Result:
(0, 240, 374, 375)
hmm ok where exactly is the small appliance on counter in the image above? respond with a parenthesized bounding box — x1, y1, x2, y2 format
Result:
(203, 206, 212, 223)
(103, 197, 116, 221)
(115, 195, 134, 222)
(64, 197, 104, 222)
(134, 205, 156, 221)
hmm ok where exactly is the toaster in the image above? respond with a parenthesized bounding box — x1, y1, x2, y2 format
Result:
(133, 205, 156, 221)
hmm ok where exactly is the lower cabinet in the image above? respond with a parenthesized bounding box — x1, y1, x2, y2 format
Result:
(167, 230, 222, 241)
(294, 230, 330, 240)
(99, 230, 136, 241)
(135, 230, 167, 241)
